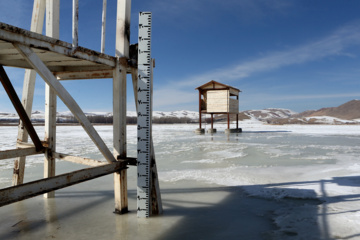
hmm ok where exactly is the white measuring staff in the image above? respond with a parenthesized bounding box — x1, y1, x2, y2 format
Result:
(137, 12, 152, 218)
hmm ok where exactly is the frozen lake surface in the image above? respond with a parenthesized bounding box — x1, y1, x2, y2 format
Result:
(0, 122, 360, 239)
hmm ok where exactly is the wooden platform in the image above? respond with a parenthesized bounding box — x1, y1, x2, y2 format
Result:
(0, 22, 128, 80)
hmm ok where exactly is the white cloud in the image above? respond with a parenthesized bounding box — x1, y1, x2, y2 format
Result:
(171, 21, 360, 89)
(155, 21, 360, 110)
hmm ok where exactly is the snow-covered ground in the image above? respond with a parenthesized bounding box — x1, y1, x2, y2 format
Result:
(0, 121, 360, 239)
(2, 109, 360, 126)
(244, 108, 297, 119)
(0, 110, 200, 121)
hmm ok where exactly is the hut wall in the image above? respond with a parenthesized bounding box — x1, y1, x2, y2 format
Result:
(206, 90, 229, 113)
(229, 98, 239, 113)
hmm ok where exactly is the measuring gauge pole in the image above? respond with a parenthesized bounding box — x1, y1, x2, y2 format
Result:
(137, 12, 152, 218)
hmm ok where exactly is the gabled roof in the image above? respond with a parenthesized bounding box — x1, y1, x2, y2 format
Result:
(195, 80, 241, 92)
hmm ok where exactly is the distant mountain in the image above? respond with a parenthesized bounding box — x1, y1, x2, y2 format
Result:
(242, 108, 297, 121)
(0, 110, 199, 123)
(266, 100, 360, 125)
(293, 100, 360, 120)
(234, 100, 360, 125)
(1, 100, 359, 125)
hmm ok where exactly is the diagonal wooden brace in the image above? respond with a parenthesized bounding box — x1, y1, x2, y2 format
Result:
(0, 66, 44, 152)
(0, 161, 127, 207)
(14, 43, 117, 163)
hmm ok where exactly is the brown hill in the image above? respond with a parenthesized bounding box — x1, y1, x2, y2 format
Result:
(294, 100, 360, 120)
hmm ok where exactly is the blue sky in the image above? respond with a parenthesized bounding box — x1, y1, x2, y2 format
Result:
(1, 0, 360, 113)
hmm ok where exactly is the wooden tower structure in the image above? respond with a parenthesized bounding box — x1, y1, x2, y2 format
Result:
(196, 80, 242, 133)
(0, 0, 162, 217)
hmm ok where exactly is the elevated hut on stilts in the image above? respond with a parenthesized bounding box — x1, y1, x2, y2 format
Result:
(195, 80, 242, 134)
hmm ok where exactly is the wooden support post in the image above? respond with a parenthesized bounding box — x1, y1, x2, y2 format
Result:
(44, 0, 59, 198)
(236, 113, 239, 130)
(72, 0, 79, 48)
(13, 0, 46, 186)
(227, 112, 230, 129)
(115, 0, 131, 58)
(211, 113, 214, 129)
(101, 0, 107, 53)
(44, 82, 56, 198)
(113, 60, 128, 214)
(199, 90, 202, 129)
(113, 0, 131, 214)
(236, 95, 239, 130)
(46, 0, 60, 38)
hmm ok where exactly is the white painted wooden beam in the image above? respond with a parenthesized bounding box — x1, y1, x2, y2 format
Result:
(54, 67, 135, 80)
(14, 43, 117, 164)
(101, 0, 107, 53)
(16, 142, 37, 148)
(113, 59, 128, 214)
(53, 152, 107, 167)
(72, 0, 79, 48)
(44, 0, 60, 199)
(46, 0, 60, 39)
(113, 60, 127, 158)
(55, 69, 114, 80)
(31, 0, 46, 33)
(0, 147, 44, 160)
(113, 0, 131, 214)
(13, 0, 46, 186)
(0, 23, 116, 67)
(0, 161, 127, 207)
(115, 0, 131, 58)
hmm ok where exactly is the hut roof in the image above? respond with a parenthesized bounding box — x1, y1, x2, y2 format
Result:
(195, 80, 241, 92)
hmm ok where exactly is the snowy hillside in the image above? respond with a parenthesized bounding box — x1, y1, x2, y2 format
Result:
(242, 101, 360, 124)
(0, 110, 199, 122)
(243, 108, 297, 121)
(293, 99, 360, 120)
(1, 99, 360, 125)
(0, 112, 18, 120)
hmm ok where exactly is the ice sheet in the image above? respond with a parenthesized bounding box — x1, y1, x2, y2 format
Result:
(0, 122, 360, 239)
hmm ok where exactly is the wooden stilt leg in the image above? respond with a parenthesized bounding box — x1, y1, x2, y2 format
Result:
(114, 170, 128, 214)
(199, 91, 202, 129)
(113, 60, 128, 214)
(227, 112, 230, 129)
(13, 0, 46, 186)
(211, 113, 214, 129)
(236, 113, 238, 130)
(113, 0, 131, 213)
(43, 0, 59, 198)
